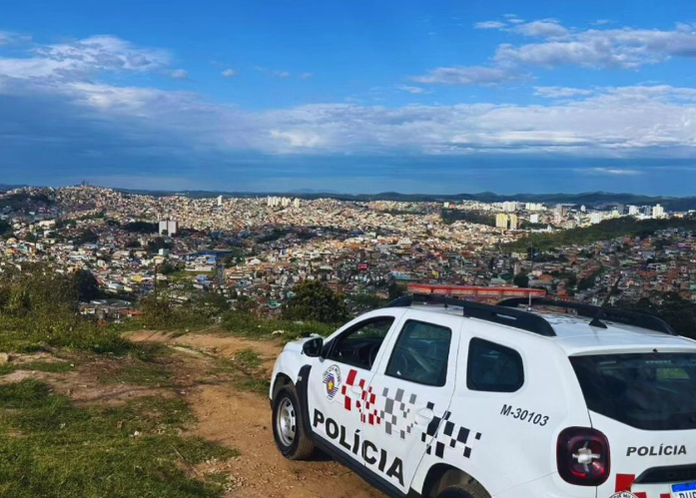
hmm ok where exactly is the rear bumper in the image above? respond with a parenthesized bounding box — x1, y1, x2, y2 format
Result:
(491, 473, 595, 498)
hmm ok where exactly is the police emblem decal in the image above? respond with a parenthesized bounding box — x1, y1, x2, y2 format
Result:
(323, 365, 342, 401)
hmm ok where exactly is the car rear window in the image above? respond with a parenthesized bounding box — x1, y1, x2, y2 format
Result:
(571, 353, 696, 431)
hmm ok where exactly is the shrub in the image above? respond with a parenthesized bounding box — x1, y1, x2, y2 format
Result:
(282, 280, 347, 324)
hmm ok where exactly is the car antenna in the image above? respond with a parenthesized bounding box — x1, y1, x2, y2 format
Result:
(589, 273, 623, 329)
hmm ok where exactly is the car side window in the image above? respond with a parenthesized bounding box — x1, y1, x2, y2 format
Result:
(385, 320, 452, 387)
(467, 338, 524, 393)
(327, 317, 395, 370)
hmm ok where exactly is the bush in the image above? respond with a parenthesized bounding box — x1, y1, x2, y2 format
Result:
(282, 280, 347, 324)
(221, 310, 335, 343)
(136, 291, 229, 331)
(617, 292, 696, 340)
(0, 265, 138, 354)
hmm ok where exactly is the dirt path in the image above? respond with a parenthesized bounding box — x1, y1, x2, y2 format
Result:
(128, 330, 387, 498)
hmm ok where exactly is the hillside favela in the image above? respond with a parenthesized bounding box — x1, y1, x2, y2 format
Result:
(3, 185, 695, 330)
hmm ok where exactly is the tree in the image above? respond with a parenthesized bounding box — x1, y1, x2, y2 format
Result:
(72, 269, 100, 302)
(513, 273, 529, 288)
(283, 280, 348, 324)
(0, 219, 12, 238)
(158, 263, 177, 275)
(74, 229, 98, 245)
(146, 237, 170, 253)
(388, 281, 406, 300)
(617, 292, 696, 340)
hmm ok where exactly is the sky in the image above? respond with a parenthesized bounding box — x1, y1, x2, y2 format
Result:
(2, 0, 696, 195)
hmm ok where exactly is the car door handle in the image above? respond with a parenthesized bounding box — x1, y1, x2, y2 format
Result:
(350, 386, 363, 396)
(415, 408, 434, 426)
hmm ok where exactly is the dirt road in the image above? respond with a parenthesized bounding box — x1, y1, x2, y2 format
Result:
(128, 330, 387, 498)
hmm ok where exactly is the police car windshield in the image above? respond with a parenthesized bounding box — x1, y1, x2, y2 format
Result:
(571, 353, 696, 431)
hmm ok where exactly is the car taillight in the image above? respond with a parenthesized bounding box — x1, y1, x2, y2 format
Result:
(557, 427, 611, 486)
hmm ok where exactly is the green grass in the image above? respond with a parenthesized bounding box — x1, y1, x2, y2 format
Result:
(211, 349, 269, 395)
(220, 311, 335, 343)
(100, 359, 172, 387)
(0, 317, 142, 356)
(0, 361, 75, 376)
(0, 379, 238, 498)
(234, 349, 262, 369)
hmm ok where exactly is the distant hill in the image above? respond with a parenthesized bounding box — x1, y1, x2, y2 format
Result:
(0, 184, 23, 193)
(115, 188, 696, 211)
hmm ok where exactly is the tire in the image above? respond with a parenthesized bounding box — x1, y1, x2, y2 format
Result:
(434, 487, 475, 498)
(272, 385, 315, 460)
(435, 485, 487, 498)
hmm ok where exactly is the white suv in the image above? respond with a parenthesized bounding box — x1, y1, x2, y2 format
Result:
(270, 294, 696, 498)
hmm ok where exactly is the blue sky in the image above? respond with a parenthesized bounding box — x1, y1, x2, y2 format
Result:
(2, 0, 696, 194)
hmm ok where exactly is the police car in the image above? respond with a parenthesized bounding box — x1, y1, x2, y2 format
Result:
(270, 292, 696, 498)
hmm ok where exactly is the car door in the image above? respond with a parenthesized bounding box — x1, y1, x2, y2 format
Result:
(360, 312, 461, 493)
(306, 311, 403, 463)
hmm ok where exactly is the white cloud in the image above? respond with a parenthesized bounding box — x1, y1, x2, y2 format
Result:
(411, 65, 525, 86)
(478, 19, 569, 38)
(513, 20, 569, 38)
(258, 85, 696, 154)
(0, 30, 30, 46)
(0, 35, 169, 80)
(299, 72, 314, 79)
(221, 68, 238, 77)
(534, 86, 593, 98)
(475, 21, 507, 30)
(589, 168, 642, 175)
(495, 23, 696, 69)
(0, 31, 14, 46)
(171, 69, 188, 79)
(397, 85, 429, 94)
(3, 32, 696, 162)
(255, 67, 292, 78)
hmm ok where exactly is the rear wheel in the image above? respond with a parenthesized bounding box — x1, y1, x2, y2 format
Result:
(434, 487, 477, 498)
(272, 386, 315, 460)
(430, 470, 490, 498)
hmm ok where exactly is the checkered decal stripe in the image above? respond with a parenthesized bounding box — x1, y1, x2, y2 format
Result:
(340, 368, 482, 460)
(422, 409, 482, 459)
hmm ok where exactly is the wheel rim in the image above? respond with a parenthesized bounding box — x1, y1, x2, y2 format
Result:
(276, 397, 297, 447)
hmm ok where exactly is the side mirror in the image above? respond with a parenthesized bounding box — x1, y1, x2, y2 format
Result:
(302, 337, 324, 358)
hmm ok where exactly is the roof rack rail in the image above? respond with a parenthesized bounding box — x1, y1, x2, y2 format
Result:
(387, 294, 556, 337)
(497, 298, 677, 336)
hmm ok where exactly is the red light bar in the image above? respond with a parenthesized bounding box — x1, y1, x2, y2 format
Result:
(407, 283, 546, 299)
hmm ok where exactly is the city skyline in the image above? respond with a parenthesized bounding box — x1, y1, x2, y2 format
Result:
(2, 0, 696, 194)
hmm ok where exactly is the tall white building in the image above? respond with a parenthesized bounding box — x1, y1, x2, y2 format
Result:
(509, 213, 519, 230)
(590, 212, 604, 224)
(653, 204, 666, 219)
(502, 201, 517, 212)
(216, 195, 223, 207)
(158, 220, 178, 236)
(525, 202, 545, 212)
